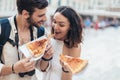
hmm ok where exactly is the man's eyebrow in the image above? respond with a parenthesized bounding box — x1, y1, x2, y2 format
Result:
(38, 14, 45, 17)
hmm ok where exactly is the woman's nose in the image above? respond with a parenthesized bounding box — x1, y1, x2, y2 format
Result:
(54, 24, 59, 29)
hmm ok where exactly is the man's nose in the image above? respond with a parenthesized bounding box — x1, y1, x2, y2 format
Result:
(43, 15, 47, 21)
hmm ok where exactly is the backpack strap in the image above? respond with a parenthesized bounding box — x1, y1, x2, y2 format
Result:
(0, 18, 11, 63)
(37, 26, 45, 38)
(0, 18, 45, 63)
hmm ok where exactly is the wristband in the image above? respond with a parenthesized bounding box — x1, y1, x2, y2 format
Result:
(42, 57, 53, 61)
(12, 64, 15, 73)
(62, 67, 69, 73)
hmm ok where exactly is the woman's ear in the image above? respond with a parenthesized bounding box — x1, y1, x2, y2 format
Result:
(22, 10, 30, 19)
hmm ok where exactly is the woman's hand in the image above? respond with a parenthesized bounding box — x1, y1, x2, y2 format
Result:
(42, 41, 54, 59)
(60, 60, 72, 80)
(60, 60, 72, 73)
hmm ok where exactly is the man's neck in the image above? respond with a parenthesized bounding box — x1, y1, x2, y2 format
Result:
(16, 15, 30, 32)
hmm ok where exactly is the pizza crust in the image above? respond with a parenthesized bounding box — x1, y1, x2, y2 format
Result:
(60, 54, 88, 74)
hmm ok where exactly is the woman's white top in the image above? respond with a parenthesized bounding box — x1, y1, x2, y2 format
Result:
(42, 39, 64, 80)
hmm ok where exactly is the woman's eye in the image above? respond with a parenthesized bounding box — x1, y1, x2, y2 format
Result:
(59, 24, 65, 27)
(52, 20, 56, 23)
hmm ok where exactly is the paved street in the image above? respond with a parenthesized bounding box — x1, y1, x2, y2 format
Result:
(73, 27, 120, 80)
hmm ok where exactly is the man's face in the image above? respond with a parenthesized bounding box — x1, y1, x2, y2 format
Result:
(27, 8, 47, 28)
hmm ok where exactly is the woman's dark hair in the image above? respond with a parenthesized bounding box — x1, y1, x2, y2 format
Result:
(52, 6, 83, 48)
(17, 0, 48, 15)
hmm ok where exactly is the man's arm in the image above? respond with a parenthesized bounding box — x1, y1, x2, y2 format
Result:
(0, 57, 35, 76)
(0, 64, 13, 76)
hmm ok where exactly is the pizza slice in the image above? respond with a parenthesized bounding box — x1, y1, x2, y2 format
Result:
(60, 54, 88, 74)
(26, 39, 47, 58)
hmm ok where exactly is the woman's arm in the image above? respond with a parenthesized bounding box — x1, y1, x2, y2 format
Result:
(61, 71, 72, 80)
(39, 41, 53, 71)
(60, 60, 72, 80)
(38, 58, 50, 72)
(61, 44, 81, 80)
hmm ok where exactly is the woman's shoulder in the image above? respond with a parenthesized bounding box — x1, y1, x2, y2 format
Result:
(66, 44, 81, 57)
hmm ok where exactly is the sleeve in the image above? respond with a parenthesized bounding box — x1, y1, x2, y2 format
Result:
(36, 59, 51, 72)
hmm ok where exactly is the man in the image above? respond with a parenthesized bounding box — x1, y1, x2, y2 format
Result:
(0, 0, 53, 80)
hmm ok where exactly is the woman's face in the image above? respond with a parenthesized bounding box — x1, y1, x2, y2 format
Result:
(52, 12, 70, 40)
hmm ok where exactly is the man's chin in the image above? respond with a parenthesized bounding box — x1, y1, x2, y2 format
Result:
(38, 23, 44, 27)
(34, 24, 41, 28)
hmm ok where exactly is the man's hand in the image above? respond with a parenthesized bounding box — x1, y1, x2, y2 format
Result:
(14, 57, 35, 73)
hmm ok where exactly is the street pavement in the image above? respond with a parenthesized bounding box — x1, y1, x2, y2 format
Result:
(73, 27, 120, 80)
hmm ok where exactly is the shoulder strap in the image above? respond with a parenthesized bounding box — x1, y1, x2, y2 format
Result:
(0, 18, 11, 63)
(37, 26, 45, 38)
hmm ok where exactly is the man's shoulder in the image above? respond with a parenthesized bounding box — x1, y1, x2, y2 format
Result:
(0, 17, 12, 35)
(0, 18, 9, 24)
(0, 16, 14, 24)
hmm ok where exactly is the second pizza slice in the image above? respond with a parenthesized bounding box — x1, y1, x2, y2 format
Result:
(60, 54, 88, 74)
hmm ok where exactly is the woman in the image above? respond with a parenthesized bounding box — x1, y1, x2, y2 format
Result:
(42, 6, 85, 80)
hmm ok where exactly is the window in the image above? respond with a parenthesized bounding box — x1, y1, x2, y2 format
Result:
(58, 0, 61, 6)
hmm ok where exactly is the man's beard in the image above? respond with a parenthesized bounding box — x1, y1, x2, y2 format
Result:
(27, 16, 44, 28)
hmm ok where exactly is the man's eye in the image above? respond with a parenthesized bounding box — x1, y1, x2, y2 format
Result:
(38, 14, 45, 17)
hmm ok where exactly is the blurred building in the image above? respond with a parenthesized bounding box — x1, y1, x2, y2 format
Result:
(48, 0, 120, 17)
(0, 0, 120, 18)
(0, 0, 17, 18)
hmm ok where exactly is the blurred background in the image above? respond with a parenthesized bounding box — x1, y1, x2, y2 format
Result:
(1, 0, 120, 29)
(0, 0, 120, 80)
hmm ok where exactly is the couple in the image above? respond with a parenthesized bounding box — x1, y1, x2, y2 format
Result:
(0, 0, 85, 80)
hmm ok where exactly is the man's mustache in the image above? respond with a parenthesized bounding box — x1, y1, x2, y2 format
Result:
(38, 20, 45, 23)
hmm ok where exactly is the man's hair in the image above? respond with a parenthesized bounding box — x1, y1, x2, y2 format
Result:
(52, 6, 83, 48)
(17, 0, 48, 15)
